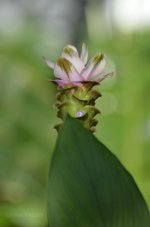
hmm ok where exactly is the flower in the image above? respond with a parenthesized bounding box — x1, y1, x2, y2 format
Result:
(45, 44, 113, 131)
(45, 43, 113, 88)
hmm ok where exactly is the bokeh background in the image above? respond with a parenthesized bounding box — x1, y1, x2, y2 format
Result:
(0, 0, 150, 226)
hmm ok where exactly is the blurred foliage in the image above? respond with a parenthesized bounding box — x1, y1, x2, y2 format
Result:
(0, 25, 150, 226)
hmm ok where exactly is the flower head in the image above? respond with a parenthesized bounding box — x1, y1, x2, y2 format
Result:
(45, 43, 113, 132)
(45, 43, 112, 88)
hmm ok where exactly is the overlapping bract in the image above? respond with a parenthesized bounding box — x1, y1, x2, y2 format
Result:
(45, 43, 112, 88)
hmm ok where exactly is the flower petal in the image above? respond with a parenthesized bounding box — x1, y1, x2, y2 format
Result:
(90, 54, 106, 79)
(94, 72, 113, 82)
(62, 45, 79, 57)
(54, 58, 82, 83)
(44, 57, 55, 69)
(62, 45, 84, 73)
(54, 58, 71, 81)
(81, 53, 106, 80)
(80, 43, 88, 65)
(49, 79, 69, 88)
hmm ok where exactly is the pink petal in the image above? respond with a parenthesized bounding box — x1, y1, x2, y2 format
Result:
(54, 58, 83, 83)
(61, 45, 84, 73)
(50, 79, 69, 88)
(81, 53, 106, 80)
(80, 43, 88, 65)
(68, 61, 84, 82)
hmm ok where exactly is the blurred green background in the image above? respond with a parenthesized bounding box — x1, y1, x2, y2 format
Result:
(0, 0, 150, 226)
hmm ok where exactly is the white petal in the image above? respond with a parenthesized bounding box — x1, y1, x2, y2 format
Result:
(62, 45, 84, 73)
(64, 44, 79, 55)
(44, 57, 55, 69)
(81, 53, 106, 80)
(89, 57, 106, 79)
(54, 58, 82, 83)
(80, 43, 88, 65)
(54, 58, 70, 81)
(80, 61, 93, 80)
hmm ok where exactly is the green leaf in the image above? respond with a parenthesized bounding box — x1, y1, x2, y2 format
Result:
(48, 116, 150, 227)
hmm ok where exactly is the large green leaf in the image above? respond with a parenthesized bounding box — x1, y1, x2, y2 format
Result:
(48, 116, 150, 227)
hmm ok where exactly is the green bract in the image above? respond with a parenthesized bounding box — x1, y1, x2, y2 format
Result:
(54, 82, 101, 132)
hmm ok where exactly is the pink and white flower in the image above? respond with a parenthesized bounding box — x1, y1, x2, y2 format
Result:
(45, 43, 112, 88)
